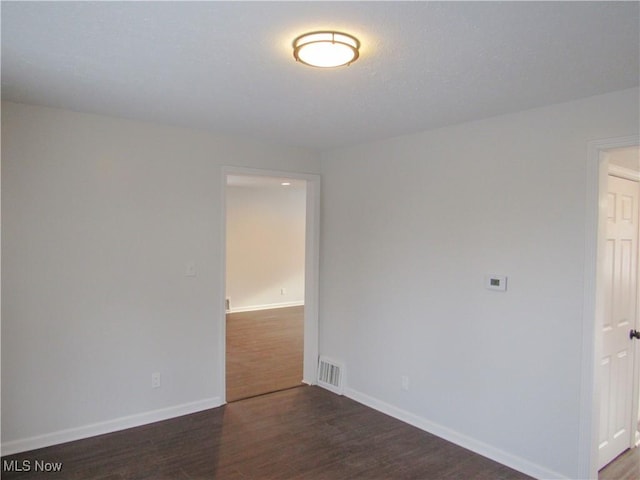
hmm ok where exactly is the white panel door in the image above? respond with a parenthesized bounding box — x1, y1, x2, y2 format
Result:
(598, 174, 639, 469)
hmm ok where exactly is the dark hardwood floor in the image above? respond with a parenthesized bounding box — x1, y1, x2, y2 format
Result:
(599, 445, 640, 480)
(1, 386, 533, 480)
(226, 306, 303, 402)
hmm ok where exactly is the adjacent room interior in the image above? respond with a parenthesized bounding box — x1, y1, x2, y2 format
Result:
(1, 2, 639, 479)
(597, 146, 640, 478)
(225, 174, 307, 402)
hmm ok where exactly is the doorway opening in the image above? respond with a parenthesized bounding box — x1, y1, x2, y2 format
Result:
(583, 138, 639, 479)
(220, 168, 320, 403)
(597, 146, 640, 474)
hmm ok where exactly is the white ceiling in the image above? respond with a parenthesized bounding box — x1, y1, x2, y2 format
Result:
(609, 146, 640, 172)
(226, 174, 306, 190)
(2, 1, 638, 151)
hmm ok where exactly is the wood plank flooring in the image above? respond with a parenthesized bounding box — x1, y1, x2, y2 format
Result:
(1, 386, 534, 480)
(226, 306, 303, 402)
(599, 445, 640, 480)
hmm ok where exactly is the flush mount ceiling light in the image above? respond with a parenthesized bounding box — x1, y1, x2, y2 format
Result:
(293, 31, 360, 68)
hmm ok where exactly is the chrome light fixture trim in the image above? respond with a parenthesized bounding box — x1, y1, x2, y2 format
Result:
(293, 31, 360, 68)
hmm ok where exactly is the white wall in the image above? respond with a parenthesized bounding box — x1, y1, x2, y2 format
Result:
(1, 101, 320, 450)
(226, 183, 306, 311)
(3, 88, 639, 477)
(318, 88, 639, 479)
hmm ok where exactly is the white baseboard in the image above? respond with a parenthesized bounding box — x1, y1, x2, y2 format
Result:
(227, 301, 304, 314)
(1, 396, 223, 456)
(343, 387, 567, 480)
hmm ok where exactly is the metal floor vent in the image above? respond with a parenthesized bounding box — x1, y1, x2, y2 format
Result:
(317, 356, 344, 395)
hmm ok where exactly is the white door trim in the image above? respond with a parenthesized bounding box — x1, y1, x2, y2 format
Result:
(581, 135, 640, 478)
(219, 166, 321, 402)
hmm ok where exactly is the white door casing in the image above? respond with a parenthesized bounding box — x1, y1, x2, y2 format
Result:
(219, 166, 321, 402)
(598, 174, 639, 469)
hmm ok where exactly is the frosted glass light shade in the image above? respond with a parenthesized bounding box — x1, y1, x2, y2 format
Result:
(293, 31, 360, 68)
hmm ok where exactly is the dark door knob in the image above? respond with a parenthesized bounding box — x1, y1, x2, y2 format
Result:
(630, 329, 640, 340)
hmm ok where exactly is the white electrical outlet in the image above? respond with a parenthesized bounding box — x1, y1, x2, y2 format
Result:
(280, 287, 287, 295)
(151, 372, 161, 389)
(401, 375, 410, 391)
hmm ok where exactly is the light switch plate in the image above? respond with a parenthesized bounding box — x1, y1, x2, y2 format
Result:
(185, 262, 196, 277)
(485, 274, 507, 291)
